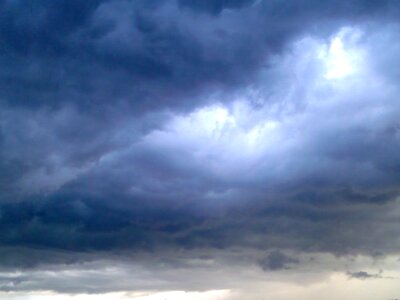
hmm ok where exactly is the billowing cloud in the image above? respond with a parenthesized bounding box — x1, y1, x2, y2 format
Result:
(1, 0, 400, 299)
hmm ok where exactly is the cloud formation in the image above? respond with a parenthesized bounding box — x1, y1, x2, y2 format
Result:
(258, 251, 299, 271)
(1, 0, 400, 298)
(347, 270, 383, 280)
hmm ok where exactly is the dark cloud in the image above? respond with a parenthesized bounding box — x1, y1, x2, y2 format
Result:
(347, 271, 383, 280)
(1, 0, 399, 111)
(258, 251, 299, 271)
(1, 0, 400, 296)
(178, 0, 256, 15)
(0, 0, 263, 111)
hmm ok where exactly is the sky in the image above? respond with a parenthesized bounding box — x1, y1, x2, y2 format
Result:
(1, 0, 400, 299)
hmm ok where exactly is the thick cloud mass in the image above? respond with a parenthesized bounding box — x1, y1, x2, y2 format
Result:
(1, 0, 400, 297)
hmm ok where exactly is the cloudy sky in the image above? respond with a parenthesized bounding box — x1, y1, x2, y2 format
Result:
(1, 0, 400, 299)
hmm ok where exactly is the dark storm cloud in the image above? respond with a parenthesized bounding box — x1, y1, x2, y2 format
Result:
(1, 0, 400, 294)
(258, 251, 299, 271)
(347, 271, 383, 280)
(1, 0, 399, 111)
(0, 0, 263, 111)
(178, 0, 256, 15)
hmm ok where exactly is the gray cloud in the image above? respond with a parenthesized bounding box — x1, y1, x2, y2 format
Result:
(347, 271, 383, 280)
(2, 0, 400, 296)
(258, 251, 299, 271)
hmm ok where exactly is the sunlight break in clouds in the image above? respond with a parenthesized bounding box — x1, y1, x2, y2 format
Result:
(140, 26, 369, 181)
(0, 290, 231, 300)
(321, 27, 365, 79)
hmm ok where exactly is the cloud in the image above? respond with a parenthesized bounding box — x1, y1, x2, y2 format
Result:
(2, 0, 400, 297)
(2, 21, 400, 257)
(178, 0, 256, 15)
(258, 251, 299, 271)
(347, 271, 383, 280)
(1, 0, 399, 112)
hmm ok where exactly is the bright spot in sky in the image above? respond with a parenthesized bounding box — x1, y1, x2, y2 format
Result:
(324, 37, 353, 79)
(142, 103, 283, 177)
(321, 27, 364, 79)
(0, 290, 231, 300)
(161, 103, 280, 156)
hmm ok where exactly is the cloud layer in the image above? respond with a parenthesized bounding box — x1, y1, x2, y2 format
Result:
(1, 0, 400, 297)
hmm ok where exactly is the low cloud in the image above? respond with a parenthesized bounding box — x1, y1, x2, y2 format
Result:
(259, 251, 299, 271)
(347, 271, 383, 280)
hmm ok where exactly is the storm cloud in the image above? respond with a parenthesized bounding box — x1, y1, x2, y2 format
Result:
(1, 0, 400, 299)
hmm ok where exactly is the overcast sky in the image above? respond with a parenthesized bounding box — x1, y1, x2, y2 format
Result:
(1, 0, 400, 299)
